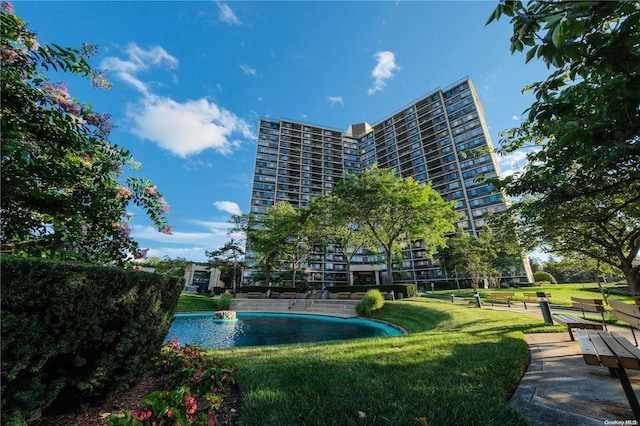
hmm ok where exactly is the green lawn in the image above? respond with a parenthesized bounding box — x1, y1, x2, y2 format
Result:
(427, 282, 633, 308)
(176, 293, 218, 312)
(205, 298, 555, 425)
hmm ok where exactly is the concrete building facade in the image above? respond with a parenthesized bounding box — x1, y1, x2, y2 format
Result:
(247, 77, 533, 287)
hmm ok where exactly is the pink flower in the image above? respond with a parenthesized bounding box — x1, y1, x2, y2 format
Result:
(135, 248, 149, 260)
(159, 224, 173, 235)
(185, 395, 197, 415)
(160, 204, 170, 214)
(167, 410, 173, 418)
(116, 185, 132, 200)
(145, 186, 157, 196)
(1, 2, 14, 14)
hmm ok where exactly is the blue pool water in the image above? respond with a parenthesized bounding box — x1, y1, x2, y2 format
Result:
(167, 312, 402, 348)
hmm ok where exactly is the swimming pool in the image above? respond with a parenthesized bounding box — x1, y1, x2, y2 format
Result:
(167, 312, 403, 348)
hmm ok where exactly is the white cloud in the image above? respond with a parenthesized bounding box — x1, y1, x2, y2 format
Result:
(240, 64, 257, 76)
(213, 201, 242, 215)
(512, 115, 520, 121)
(367, 51, 400, 95)
(146, 246, 209, 262)
(134, 219, 244, 262)
(327, 96, 343, 106)
(497, 149, 540, 178)
(127, 95, 254, 157)
(131, 225, 222, 247)
(217, 2, 241, 25)
(101, 43, 178, 96)
(103, 44, 255, 158)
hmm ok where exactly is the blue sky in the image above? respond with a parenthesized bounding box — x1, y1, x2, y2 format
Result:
(14, 1, 550, 262)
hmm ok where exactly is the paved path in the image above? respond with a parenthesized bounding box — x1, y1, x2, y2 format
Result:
(484, 303, 640, 425)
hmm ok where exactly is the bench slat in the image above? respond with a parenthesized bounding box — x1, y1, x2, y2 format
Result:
(575, 329, 600, 366)
(571, 297, 604, 305)
(554, 314, 603, 328)
(587, 330, 621, 368)
(609, 333, 640, 370)
(611, 301, 640, 330)
(576, 329, 640, 419)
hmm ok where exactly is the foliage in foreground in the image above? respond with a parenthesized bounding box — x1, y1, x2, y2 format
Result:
(1, 256, 183, 425)
(209, 298, 539, 425)
(1, 3, 170, 264)
(487, 1, 640, 300)
(110, 340, 236, 426)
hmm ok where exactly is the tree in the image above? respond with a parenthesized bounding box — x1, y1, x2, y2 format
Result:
(544, 255, 623, 284)
(206, 239, 245, 294)
(332, 165, 459, 285)
(230, 202, 300, 286)
(441, 220, 527, 289)
(488, 1, 640, 302)
(440, 228, 487, 290)
(0, 5, 170, 265)
(309, 194, 377, 286)
(145, 256, 191, 280)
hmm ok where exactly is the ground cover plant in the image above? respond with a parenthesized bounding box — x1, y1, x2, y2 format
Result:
(109, 340, 236, 426)
(204, 298, 548, 425)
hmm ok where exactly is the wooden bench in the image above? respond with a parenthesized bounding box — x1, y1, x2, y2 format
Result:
(354, 292, 367, 299)
(278, 291, 297, 299)
(576, 329, 640, 419)
(521, 292, 551, 309)
(553, 297, 607, 341)
(335, 292, 352, 300)
(611, 300, 640, 346)
(486, 292, 514, 307)
(246, 292, 262, 299)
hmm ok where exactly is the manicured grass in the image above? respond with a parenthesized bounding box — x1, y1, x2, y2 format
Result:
(428, 282, 633, 308)
(176, 293, 218, 312)
(205, 298, 551, 425)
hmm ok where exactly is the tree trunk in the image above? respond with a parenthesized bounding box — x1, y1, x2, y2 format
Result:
(346, 262, 353, 286)
(386, 249, 394, 286)
(622, 264, 640, 306)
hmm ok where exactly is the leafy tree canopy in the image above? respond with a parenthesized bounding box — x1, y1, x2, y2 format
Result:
(488, 0, 640, 300)
(0, 4, 170, 265)
(332, 165, 459, 285)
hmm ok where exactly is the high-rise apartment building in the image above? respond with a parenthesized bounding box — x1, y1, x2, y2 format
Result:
(248, 78, 533, 287)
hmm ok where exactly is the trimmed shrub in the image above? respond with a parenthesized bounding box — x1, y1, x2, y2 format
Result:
(355, 289, 385, 317)
(328, 284, 416, 299)
(1, 256, 183, 425)
(218, 292, 233, 311)
(534, 271, 557, 284)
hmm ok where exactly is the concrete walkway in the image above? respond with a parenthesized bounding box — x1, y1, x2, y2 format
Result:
(485, 303, 640, 425)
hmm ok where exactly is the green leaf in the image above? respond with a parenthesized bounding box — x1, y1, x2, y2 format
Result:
(551, 20, 565, 48)
(525, 46, 538, 63)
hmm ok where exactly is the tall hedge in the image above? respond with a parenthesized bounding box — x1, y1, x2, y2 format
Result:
(1, 256, 183, 425)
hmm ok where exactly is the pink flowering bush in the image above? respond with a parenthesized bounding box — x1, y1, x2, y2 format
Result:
(109, 340, 235, 426)
(0, 2, 171, 264)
